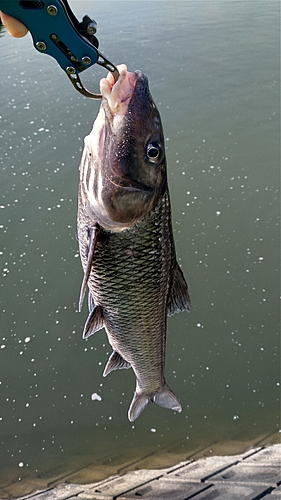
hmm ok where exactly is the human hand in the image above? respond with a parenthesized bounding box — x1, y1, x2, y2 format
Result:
(0, 11, 28, 37)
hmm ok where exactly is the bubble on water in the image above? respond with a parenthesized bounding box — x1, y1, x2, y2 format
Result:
(18, 462, 24, 468)
(150, 428, 156, 433)
(91, 393, 102, 402)
(24, 337, 31, 343)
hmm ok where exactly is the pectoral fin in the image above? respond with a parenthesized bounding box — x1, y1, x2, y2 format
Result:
(167, 262, 191, 316)
(103, 350, 131, 377)
(82, 305, 104, 339)
(78, 223, 100, 312)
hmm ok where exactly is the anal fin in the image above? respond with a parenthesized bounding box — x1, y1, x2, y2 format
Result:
(82, 305, 104, 339)
(78, 223, 100, 312)
(103, 350, 131, 377)
(167, 262, 191, 316)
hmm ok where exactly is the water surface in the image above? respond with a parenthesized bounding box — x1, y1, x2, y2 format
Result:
(0, 1, 279, 497)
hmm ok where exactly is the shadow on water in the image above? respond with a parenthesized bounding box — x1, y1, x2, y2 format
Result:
(0, 1, 279, 498)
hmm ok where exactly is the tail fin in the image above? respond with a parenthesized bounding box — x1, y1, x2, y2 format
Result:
(128, 383, 182, 422)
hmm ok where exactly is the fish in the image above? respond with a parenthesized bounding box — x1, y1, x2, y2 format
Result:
(76, 64, 191, 422)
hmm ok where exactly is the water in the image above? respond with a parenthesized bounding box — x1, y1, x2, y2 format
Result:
(0, 0, 279, 496)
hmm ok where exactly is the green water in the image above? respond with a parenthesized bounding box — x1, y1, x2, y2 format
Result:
(0, 0, 279, 496)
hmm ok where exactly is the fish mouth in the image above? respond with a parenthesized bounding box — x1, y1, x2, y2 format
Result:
(99, 64, 142, 116)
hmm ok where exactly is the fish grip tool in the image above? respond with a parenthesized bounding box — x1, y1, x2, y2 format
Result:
(0, 0, 119, 98)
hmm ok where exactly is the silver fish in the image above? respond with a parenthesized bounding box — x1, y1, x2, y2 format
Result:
(76, 64, 191, 422)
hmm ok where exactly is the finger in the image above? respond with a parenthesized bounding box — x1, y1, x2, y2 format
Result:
(0, 11, 28, 38)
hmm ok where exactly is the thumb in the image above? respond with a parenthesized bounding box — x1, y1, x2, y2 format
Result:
(0, 11, 28, 38)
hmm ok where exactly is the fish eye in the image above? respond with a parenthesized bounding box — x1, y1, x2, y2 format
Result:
(146, 143, 162, 164)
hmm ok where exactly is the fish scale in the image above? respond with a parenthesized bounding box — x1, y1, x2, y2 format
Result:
(92, 207, 164, 309)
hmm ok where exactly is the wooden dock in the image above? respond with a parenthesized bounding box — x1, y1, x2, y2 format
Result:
(1, 443, 279, 500)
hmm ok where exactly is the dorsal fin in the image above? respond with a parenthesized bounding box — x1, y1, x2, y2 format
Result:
(167, 262, 191, 316)
(103, 350, 131, 377)
(78, 223, 100, 312)
(82, 305, 104, 339)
